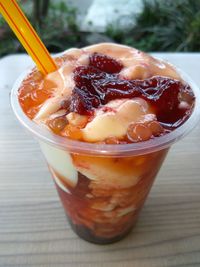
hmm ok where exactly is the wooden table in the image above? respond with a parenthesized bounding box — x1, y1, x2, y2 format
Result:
(0, 53, 200, 267)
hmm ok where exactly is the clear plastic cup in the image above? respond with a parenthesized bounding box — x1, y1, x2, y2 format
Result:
(11, 55, 200, 244)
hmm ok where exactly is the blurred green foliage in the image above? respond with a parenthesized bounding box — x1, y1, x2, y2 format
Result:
(107, 0, 200, 52)
(0, 0, 88, 57)
(0, 0, 200, 57)
(33, 1, 85, 51)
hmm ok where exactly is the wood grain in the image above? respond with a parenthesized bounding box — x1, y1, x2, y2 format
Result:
(0, 54, 200, 267)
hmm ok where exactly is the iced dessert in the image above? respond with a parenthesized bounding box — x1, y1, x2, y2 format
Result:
(17, 43, 195, 243)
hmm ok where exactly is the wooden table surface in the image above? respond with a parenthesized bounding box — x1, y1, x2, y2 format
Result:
(0, 53, 200, 267)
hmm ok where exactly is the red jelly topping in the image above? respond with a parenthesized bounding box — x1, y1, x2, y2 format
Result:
(137, 77, 184, 125)
(70, 86, 100, 116)
(71, 53, 194, 129)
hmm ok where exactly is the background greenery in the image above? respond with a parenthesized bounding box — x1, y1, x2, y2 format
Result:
(0, 0, 199, 57)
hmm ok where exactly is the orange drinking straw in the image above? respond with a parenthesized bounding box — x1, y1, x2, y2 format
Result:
(0, 0, 57, 75)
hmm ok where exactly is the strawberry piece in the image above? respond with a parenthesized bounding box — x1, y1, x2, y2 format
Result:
(70, 86, 100, 115)
(139, 77, 181, 124)
(89, 52, 123, 73)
